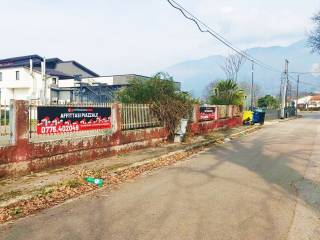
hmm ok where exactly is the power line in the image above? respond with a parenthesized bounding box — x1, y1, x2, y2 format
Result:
(288, 74, 320, 88)
(289, 71, 320, 75)
(167, 0, 283, 73)
(299, 81, 320, 88)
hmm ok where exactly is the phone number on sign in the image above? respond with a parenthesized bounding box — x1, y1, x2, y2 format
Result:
(38, 125, 80, 134)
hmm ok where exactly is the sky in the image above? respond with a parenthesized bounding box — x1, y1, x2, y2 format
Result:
(0, 0, 319, 76)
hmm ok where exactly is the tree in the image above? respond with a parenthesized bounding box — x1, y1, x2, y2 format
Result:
(117, 72, 195, 140)
(257, 95, 279, 109)
(221, 53, 246, 82)
(208, 79, 244, 105)
(238, 80, 262, 108)
(308, 11, 320, 53)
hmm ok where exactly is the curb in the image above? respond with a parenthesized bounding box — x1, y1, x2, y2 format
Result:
(112, 125, 262, 174)
(0, 126, 262, 212)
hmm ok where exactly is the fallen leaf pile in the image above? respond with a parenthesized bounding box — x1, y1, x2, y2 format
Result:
(0, 146, 203, 224)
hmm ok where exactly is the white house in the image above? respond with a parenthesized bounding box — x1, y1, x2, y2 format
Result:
(0, 62, 55, 105)
(296, 95, 320, 110)
(0, 55, 181, 104)
(0, 55, 99, 105)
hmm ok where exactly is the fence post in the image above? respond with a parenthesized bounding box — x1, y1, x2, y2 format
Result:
(193, 105, 200, 123)
(10, 100, 29, 146)
(228, 105, 233, 118)
(214, 106, 218, 120)
(112, 103, 122, 132)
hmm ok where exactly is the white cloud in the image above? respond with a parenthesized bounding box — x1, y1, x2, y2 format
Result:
(0, 0, 319, 75)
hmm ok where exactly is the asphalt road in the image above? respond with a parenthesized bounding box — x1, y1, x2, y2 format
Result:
(1, 113, 320, 240)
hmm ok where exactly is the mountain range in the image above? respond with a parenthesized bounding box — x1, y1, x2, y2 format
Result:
(165, 39, 320, 98)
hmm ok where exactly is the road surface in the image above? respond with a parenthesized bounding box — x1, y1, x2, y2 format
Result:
(1, 113, 320, 240)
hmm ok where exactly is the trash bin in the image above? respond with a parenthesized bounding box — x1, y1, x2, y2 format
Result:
(243, 111, 253, 125)
(253, 110, 266, 125)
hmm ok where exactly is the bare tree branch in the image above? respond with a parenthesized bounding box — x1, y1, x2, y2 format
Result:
(220, 54, 246, 82)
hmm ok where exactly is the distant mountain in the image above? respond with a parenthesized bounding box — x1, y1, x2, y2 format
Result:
(165, 39, 320, 97)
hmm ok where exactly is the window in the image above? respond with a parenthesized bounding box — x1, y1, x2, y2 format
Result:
(16, 71, 20, 80)
(0, 72, 2, 81)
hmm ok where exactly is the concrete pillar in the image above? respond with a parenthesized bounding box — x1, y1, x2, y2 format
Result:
(192, 105, 200, 123)
(228, 105, 233, 118)
(112, 103, 122, 133)
(214, 106, 218, 120)
(10, 100, 29, 146)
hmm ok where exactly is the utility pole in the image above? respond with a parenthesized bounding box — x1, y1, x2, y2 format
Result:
(296, 75, 300, 116)
(281, 59, 289, 118)
(250, 60, 254, 110)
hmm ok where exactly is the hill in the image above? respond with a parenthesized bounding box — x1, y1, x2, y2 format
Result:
(165, 39, 320, 97)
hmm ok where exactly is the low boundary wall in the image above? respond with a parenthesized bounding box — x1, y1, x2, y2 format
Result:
(0, 101, 242, 178)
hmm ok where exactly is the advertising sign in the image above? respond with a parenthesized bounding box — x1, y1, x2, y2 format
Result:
(37, 106, 112, 134)
(200, 106, 216, 121)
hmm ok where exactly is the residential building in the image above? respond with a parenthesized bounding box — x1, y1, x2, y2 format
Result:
(296, 95, 320, 110)
(0, 55, 181, 104)
(0, 55, 99, 104)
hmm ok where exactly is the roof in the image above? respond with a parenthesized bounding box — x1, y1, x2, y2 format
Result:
(100, 74, 151, 78)
(310, 95, 320, 101)
(0, 55, 99, 78)
(0, 55, 43, 69)
(62, 61, 99, 77)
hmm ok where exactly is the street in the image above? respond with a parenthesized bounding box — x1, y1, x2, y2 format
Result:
(1, 113, 320, 240)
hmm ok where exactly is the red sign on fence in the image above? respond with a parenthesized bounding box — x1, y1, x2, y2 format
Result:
(200, 106, 216, 121)
(36, 106, 112, 135)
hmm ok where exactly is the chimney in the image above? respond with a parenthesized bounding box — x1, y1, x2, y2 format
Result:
(41, 57, 46, 77)
(29, 58, 33, 74)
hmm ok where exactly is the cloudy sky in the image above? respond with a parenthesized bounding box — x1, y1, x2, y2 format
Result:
(0, 0, 319, 75)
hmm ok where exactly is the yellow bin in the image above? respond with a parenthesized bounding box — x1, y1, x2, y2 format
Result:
(242, 111, 253, 123)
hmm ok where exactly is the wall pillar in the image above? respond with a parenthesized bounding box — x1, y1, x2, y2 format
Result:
(192, 105, 200, 123)
(228, 105, 233, 118)
(10, 100, 29, 145)
(9, 100, 29, 162)
(214, 106, 218, 120)
(112, 103, 122, 133)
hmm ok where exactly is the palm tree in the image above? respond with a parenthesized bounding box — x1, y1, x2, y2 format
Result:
(208, 79, 244, 105)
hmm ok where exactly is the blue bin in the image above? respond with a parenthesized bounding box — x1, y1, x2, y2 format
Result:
(253, 111, 266, 125)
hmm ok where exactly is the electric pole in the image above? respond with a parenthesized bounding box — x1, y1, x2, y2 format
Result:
(296, 75, 300, 116)
(250, 60, 254, 110)
(281, 59, 289, 118)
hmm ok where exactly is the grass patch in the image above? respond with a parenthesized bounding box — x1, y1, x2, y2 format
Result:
(0, 190, 22, 202)
(34, 186, 54, 197)
(10, 207, 22, 216)
(64, 179, 83, 188)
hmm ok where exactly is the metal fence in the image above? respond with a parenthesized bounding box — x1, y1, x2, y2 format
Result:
(218, 105, 229, 119)
(121, 104, 161, 130)
(0, 102, 10, 145)
(265, 109, 280, 121)
(28, 101, 113, 142)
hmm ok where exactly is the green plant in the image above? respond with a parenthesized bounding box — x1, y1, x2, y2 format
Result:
(10, 207, 22, 216)
(208, 79, 244, 105)
(257, 95, 280, 109)
(64, 179, 83, 188)
(35, 186, 54, 197)
(117, 72, 195, 140)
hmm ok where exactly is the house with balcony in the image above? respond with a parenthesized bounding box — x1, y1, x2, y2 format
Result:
(0, 55, 99, 105)
(0, 55, 181, 104)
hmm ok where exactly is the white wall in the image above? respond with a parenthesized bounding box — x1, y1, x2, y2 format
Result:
(58, 76, 116, 88)
(0, 67, 57, 105)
